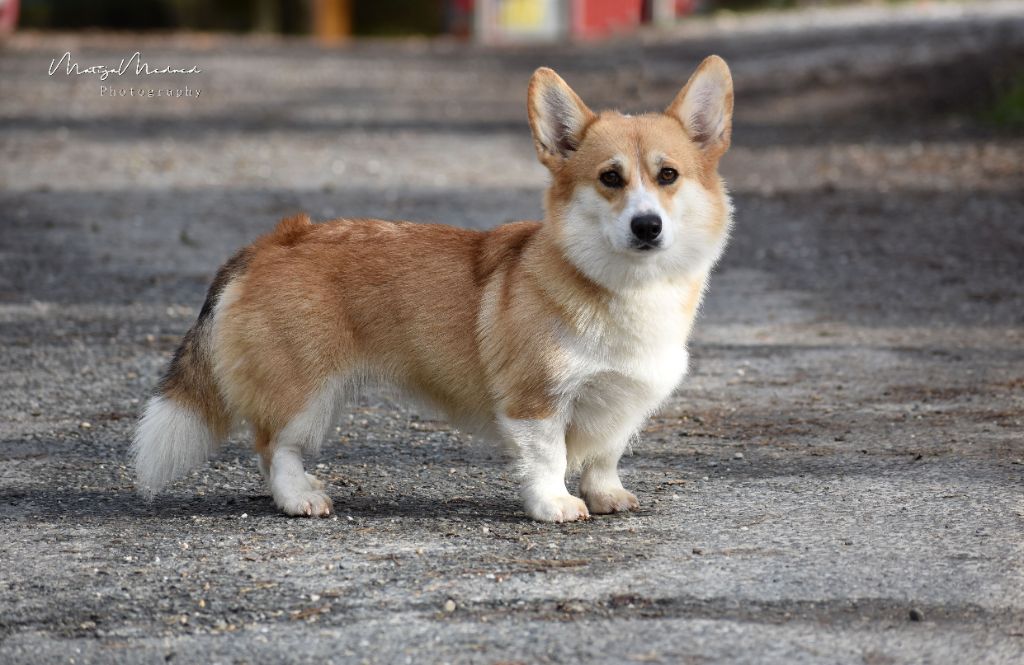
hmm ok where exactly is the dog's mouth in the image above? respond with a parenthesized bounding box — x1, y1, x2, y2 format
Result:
(629, 241, 662, 252)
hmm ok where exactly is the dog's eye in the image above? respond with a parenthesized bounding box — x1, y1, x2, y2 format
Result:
(658, 167, 679, 185)
(599, 170, 624, 188)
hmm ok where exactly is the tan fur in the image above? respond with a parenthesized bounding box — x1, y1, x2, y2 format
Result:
(214, 213, 614, 433)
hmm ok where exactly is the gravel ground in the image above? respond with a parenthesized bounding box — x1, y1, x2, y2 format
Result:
(1, 2, 1023, 663)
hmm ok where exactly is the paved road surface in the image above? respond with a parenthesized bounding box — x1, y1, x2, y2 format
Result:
(1, 3, 1022, 663)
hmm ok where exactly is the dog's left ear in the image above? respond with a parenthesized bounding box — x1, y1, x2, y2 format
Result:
(666, 55, 734, 159)
(528, 67, 595, 168)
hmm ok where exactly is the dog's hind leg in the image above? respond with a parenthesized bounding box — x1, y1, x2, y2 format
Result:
(263, 380, 340, 517)
(255, 427, 273, 487)
(256, 427, 324, 491)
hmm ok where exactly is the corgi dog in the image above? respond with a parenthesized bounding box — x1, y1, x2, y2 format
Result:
(132, 56, 734, 522)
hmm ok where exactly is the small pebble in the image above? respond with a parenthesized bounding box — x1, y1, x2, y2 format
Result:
(692, 547, 703, 555)
(909, 608, 924, 621)
(733, 452, 744, 460)
(80, 421, 92, 429)
(443, 599, 457, 613)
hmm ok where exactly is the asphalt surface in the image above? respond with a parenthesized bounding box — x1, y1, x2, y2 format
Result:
(1, 2, 1023, 663)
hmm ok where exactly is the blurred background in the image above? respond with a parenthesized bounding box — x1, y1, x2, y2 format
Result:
(4, 1, 793, 39)
(12, 0, 720, 40)
(6, 0, 1008, 43)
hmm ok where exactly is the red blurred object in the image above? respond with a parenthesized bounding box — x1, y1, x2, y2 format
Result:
(0, 0, 19, 33)
(447, 0, 475, 38)
(572, 0, 643, 40)
(676, 0, 700, 15)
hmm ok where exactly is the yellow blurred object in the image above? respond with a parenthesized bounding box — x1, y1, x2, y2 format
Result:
(500, 0, 547, 30)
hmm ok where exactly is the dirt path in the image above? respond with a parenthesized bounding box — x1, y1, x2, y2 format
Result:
(1, 3, 1022, 663)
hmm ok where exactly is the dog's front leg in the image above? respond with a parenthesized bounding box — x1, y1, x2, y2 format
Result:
(579, 447, 640, 515)
(500, 416, 589, 523)
(571, 415, 644, 515)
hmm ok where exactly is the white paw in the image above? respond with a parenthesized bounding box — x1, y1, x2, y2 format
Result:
(583, 488, 639, 515)
(304, 473, 325, 491)
(276, 490, 333, 518)
(524, 493, 591, 523)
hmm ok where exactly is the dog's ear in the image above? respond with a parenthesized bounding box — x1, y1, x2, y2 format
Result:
(666, 55, 733, 159)
(528, 68, 595, 168)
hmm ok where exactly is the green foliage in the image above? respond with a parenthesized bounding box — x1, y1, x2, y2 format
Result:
(988, 73, 1024, 128)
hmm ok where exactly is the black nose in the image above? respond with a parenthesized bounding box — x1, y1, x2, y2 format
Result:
(630, 214, 662, 245)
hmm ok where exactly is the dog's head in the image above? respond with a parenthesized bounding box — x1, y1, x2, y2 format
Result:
(528, 56, 734, 289)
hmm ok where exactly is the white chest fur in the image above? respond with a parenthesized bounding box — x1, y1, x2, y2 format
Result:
(558, 281, 696, 439)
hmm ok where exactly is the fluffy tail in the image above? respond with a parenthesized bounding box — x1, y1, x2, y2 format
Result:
(131, 247, 252, 497)
(132, 392, 221, 498)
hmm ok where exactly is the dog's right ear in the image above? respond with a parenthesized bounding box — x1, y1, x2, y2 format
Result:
(666, 55, 733, 160)
(527, 68, 595, 168)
